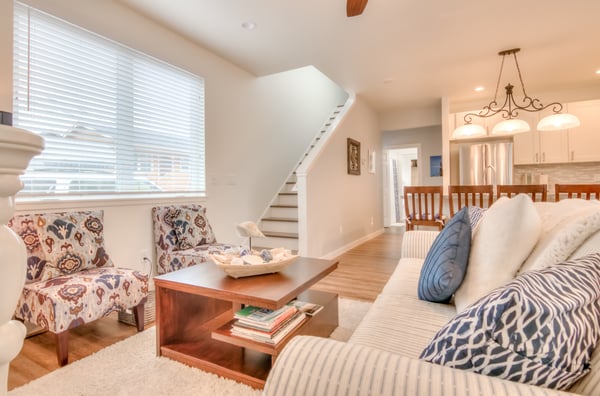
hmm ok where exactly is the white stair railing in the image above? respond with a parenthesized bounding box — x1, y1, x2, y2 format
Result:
(256, 97, 353, 253)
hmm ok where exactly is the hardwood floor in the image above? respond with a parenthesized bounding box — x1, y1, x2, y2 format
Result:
(311, 227, 404, 301)
(8, 227, 404, 390)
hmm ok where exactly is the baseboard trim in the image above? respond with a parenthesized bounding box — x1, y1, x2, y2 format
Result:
(320, 228, 385, 260)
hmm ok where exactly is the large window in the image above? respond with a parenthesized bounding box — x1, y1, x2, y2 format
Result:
(13, 2, 205, 199)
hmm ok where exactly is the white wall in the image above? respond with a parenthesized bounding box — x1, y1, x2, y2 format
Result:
(302, 96, 383, 258)
(379, 103, 441, 131)
(382, 125, 443, 186)
(1, 0, 347, 273)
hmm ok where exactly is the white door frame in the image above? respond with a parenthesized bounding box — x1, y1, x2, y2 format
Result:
(382, 144, 422, 227)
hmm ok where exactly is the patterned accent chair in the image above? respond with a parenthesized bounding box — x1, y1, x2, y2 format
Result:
(152, 204, 235, 274)
(8, 210, 148, 366)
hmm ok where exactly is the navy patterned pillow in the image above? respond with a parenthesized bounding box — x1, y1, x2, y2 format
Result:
(417, 206, 471, 303)
(420, 253, 600, 390)
(467, 206, 486, 232)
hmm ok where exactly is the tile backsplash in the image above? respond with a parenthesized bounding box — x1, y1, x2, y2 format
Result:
(514, 162, 600, 193)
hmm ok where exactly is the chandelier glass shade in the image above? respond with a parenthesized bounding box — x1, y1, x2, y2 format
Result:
(536, 113, 581, 131)
(453, 48, 580, 138)
(452, 123, 486, 139)
(491, 118, 530, 135)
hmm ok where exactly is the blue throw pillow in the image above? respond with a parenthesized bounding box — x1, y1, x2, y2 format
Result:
(420, 253, 600, 390)
(417, 206, 471, 303)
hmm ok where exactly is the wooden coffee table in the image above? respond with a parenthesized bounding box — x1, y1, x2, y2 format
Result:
(154, 257, 338, 389)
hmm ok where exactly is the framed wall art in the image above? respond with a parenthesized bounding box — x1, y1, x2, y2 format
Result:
(347, 138, 361, 175)
(430, 155, 442, 177)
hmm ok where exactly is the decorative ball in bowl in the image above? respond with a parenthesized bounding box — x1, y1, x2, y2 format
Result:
(210, 247, 298, 278)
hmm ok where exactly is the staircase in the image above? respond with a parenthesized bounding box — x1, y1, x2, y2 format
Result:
(256, 101, 349, 252)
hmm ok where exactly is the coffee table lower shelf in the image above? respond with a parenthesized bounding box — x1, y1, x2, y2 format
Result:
(212, 315, 309, 357)
(160, 340, 271, 389)
(160, 290, 338, 389)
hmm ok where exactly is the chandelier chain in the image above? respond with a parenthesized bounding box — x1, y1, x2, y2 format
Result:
(493, 53, 505, 101)
(513, 51, 528, 98)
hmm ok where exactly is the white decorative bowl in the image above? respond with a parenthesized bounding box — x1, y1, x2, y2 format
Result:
(210, 251, 298, 278)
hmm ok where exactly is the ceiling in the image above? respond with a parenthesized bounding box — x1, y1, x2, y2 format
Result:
(119, 0, 600, 114)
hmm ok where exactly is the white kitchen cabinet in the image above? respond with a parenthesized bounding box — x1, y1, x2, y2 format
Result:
(539, 129, 569, 163)
(514, 128, 569, 165)
(567, 100, 600, 162)
(513, 129, 538, 164)
(512, 111, 540, 165)
(511, 110, 569, 164)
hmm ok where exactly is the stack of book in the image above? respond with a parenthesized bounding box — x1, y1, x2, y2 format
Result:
(231, 300, 322, 345)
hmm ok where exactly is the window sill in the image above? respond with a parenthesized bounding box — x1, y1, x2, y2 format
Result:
(15, 192, 207, 212)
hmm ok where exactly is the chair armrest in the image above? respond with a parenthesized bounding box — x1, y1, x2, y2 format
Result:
(264, 336, 576, 396)
(401, 230, 440, 259)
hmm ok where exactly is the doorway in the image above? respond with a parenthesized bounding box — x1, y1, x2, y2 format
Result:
(383, 145, 421, 227)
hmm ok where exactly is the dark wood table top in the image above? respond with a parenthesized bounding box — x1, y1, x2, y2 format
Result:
(154, 257, 338, 309)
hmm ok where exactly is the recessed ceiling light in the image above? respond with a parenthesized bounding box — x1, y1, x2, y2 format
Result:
(596, 69, 600, 75)
(241, 21, 257, 30)
(474, 86, 485, 92)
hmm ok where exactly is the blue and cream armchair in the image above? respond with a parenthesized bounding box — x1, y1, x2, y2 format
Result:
(151, 204, 234, 274)
(9, 210, 148, 366)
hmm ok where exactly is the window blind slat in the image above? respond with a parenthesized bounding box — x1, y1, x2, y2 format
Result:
(14, 2, 205, 198)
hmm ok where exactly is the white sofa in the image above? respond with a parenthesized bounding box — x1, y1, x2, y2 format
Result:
(264, 199, 600, 396)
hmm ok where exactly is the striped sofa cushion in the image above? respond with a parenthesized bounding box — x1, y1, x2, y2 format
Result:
(421, 253, 600, 390)
(349, 293, 455, 359)
(264, 336, 569, 396)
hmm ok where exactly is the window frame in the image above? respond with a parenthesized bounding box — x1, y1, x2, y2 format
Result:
(13, 2, 206, 203)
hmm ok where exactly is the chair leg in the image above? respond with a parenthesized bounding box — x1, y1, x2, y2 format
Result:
(133, 303, 145, 332)
(55, 330, 69, 366)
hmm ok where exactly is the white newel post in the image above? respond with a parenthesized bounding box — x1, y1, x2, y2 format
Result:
(0, 124, 44, 396)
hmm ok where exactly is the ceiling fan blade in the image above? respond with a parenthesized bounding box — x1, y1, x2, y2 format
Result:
(347, 0, 368, 17)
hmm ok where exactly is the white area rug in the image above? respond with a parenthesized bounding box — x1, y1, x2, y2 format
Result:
(9, 297, 371, 396)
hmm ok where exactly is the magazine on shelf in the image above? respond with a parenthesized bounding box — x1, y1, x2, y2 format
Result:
(234, 304, 295, 323)
(234, 305, 298, 332)
(288, 299, 323, 316)
(231, 311, 306, 345)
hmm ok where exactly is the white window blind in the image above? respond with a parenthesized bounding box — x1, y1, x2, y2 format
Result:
(13, 2, 205, 199)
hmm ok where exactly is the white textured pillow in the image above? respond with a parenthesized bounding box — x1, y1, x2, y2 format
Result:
(454, 194, 541, 313)
(519, 199, 600, 273)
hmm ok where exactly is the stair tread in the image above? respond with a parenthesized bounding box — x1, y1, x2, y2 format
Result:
(263, 231, 299, 239)
(270, 204, 298, 208)
(261, 217, 298, 223)
(279, 192, 297, 195)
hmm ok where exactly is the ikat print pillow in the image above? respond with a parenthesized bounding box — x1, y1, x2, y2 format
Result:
(420, 253, 600, 390)
(173, 206, 216, 250)
(418, 206, 471, 303)
(37, 210, 114, 281)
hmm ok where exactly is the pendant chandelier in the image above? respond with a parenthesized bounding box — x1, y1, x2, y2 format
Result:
(453, 48, 580, 139)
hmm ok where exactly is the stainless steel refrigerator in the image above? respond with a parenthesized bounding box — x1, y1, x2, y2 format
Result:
(458, 141, 513, 185)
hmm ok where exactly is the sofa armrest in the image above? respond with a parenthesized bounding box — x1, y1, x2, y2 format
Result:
(264, 336, 576, 396)
(401, 230, 440, 259)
